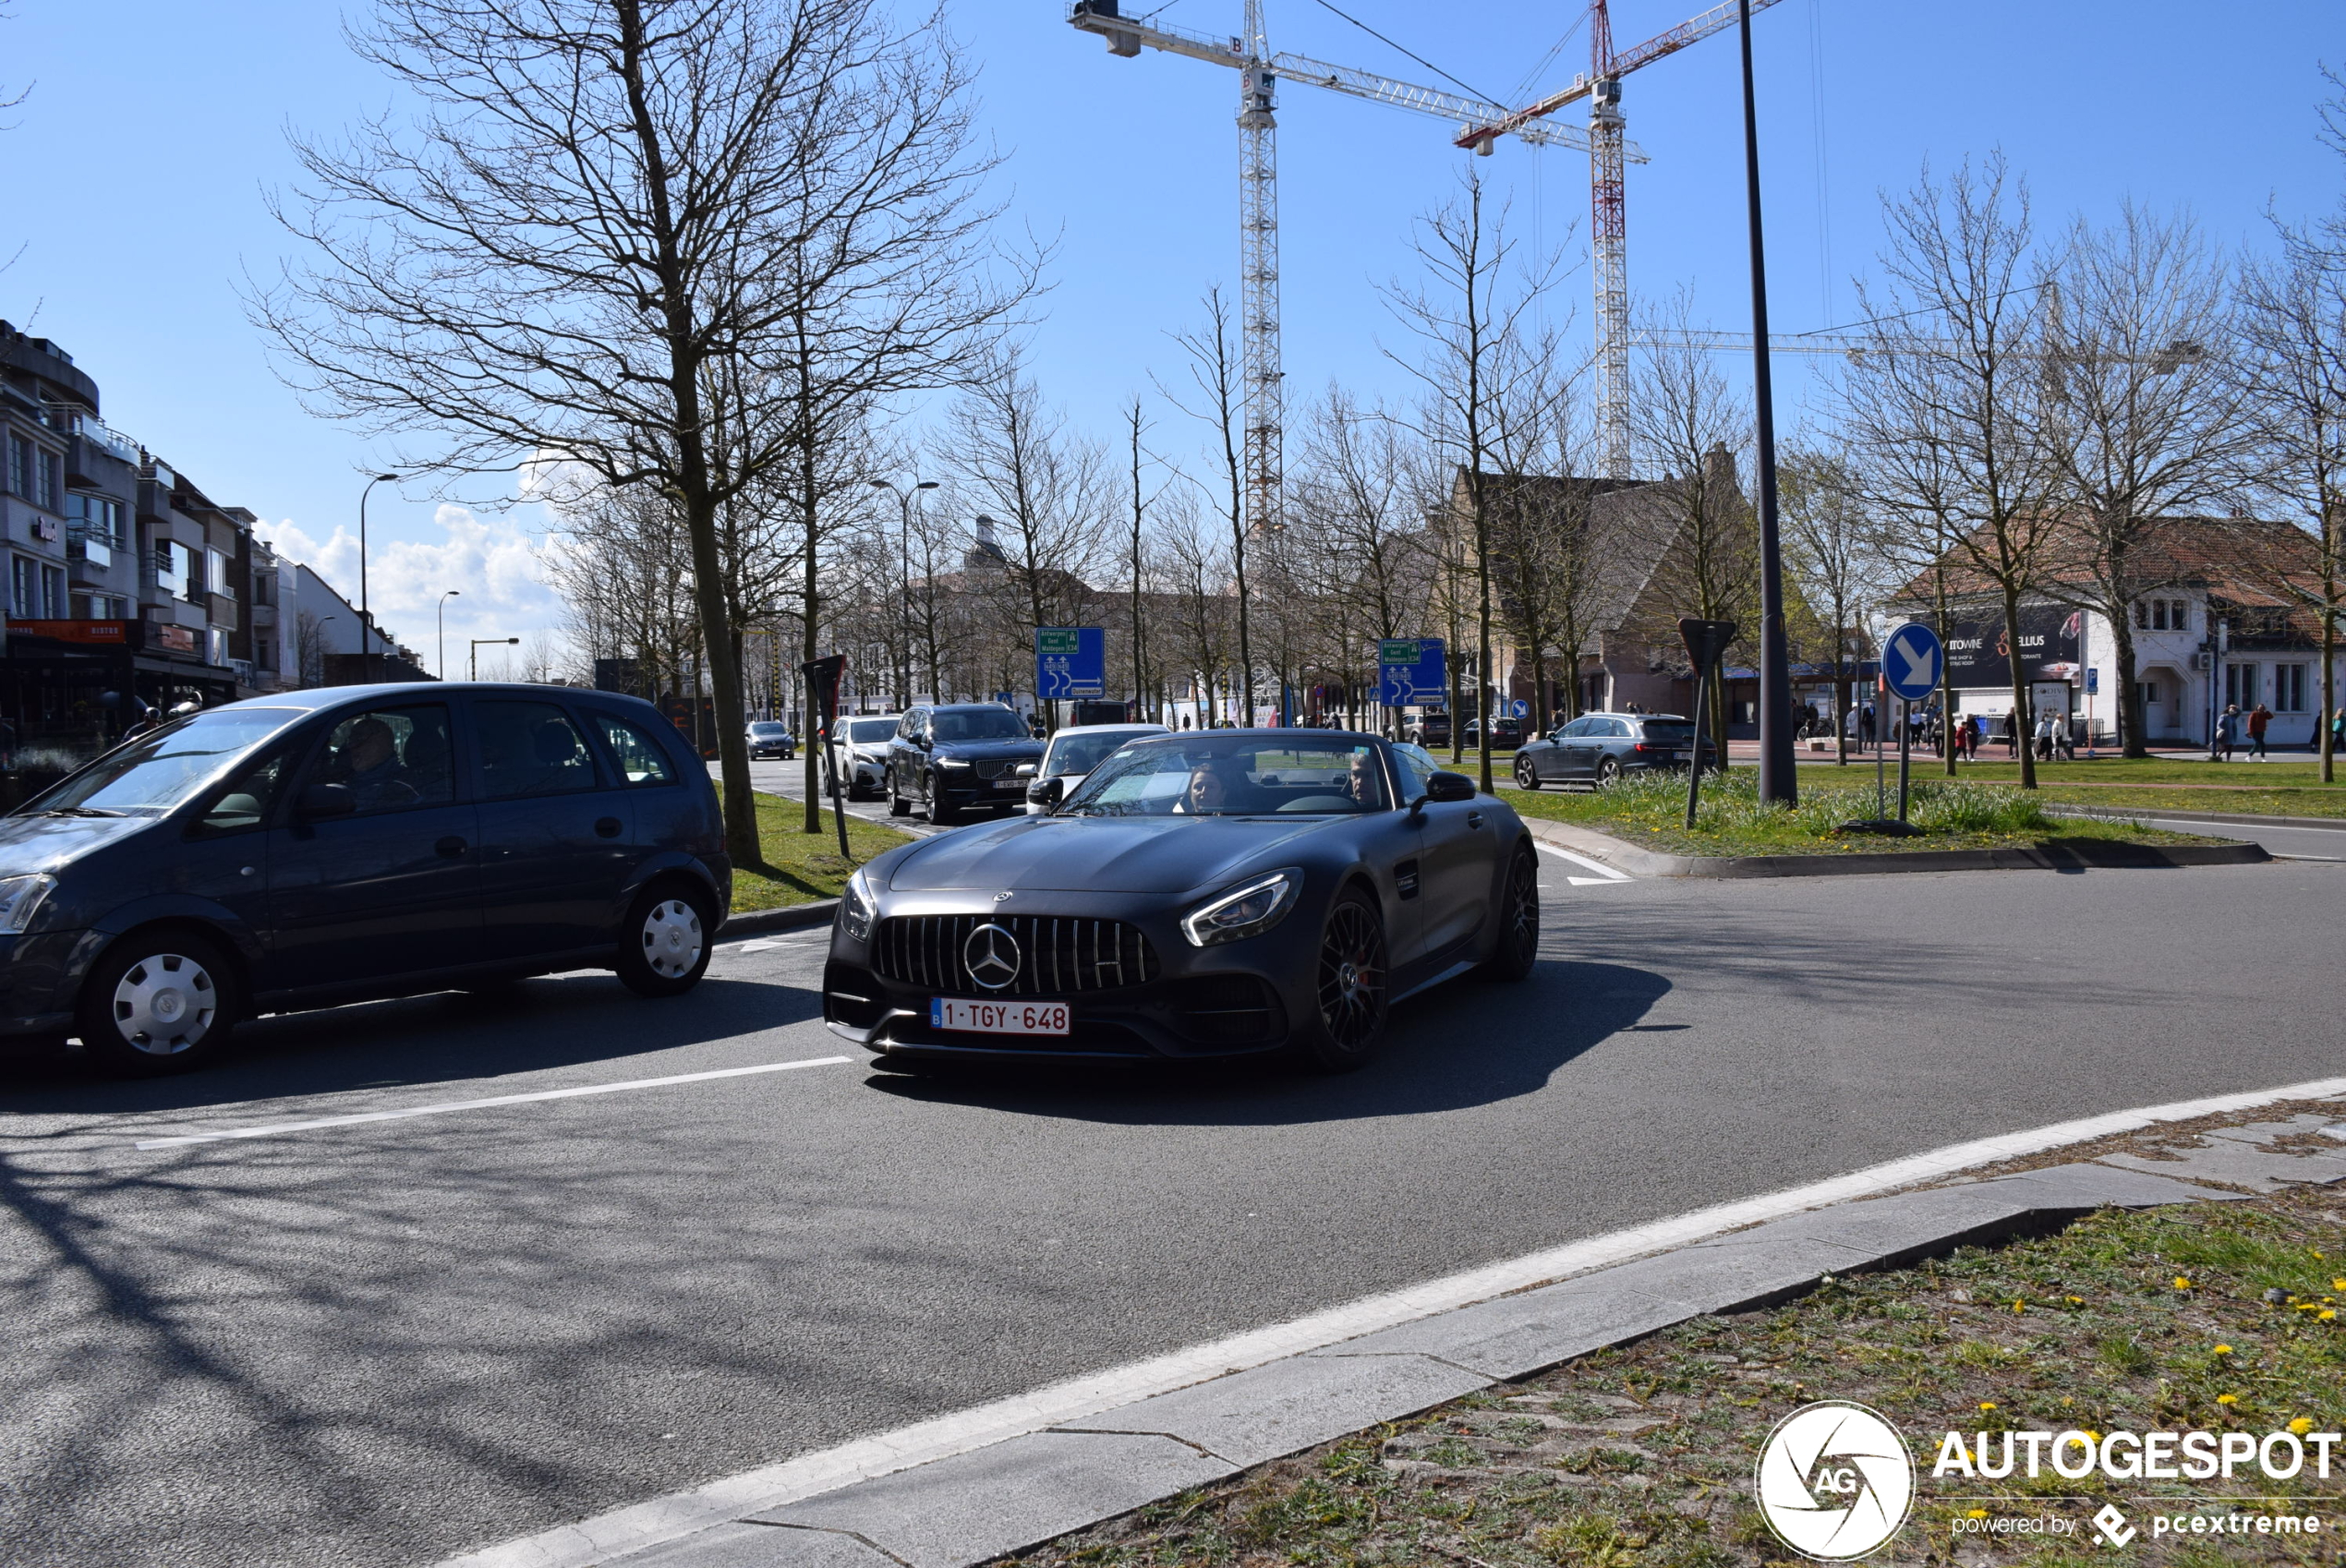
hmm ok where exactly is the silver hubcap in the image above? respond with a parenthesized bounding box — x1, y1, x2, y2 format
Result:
(641, 899, 704, 979)
(114, 953, 218, 1055)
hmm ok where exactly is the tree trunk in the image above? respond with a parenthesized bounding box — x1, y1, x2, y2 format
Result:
(2111, 612, 2147, 759)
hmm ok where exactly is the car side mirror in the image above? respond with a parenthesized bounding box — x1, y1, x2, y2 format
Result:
(1013, 762, 1037, 778)
(915, 734, 933, 750)
(296, 781, 356, 819)
(1425, 771, 1476, 803)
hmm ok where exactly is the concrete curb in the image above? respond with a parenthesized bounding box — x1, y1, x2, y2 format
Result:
(605, 1163, 2241, 1568)
(2047, 802, 2346, 832)
(719, 900, 840, 940)
(1518, 814, 2269, 878)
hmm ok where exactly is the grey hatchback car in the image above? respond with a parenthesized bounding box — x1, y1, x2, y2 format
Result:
(1512, 711, 1707, 788)
(0, 683, 732, 1075)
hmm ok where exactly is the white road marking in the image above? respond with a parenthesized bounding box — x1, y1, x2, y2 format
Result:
(134, 1056, 854, 1151)
(1566, 875, 1629, 887)
(434, 1069, 2346, 1568)
(1534, 840, 1631, 880)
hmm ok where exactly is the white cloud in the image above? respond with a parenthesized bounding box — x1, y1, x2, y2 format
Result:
(256, 504, 567, 678)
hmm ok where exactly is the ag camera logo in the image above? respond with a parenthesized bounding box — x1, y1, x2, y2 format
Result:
(1756, 1401, 1916, 1560)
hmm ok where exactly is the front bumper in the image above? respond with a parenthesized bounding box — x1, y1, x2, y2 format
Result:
(0, 929, 91, 1039)
(821, 892, 1316, 1061)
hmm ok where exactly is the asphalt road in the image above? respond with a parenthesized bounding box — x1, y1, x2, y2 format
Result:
(3, 854, 2343, 1567)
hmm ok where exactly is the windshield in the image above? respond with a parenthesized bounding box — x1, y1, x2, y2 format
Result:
(28, 708, 304, 816)
(1045, 731, 1152, 778)
(750, 722, 789, 737)
(931, 707, 1027, 742)
(1641, 721, 1696, 744)
(1063, 737, 1391, 816)
(847, 718, 899, 743)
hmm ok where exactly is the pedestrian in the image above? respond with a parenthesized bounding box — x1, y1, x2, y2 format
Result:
(2247, 701, 2272, 760)
(2214, 703, 2240, 762)
(2332, 705, 2345, 756)
(2056, 715, 2076, 761)
(2034, 710, 2056, 761)
(2001, 713, 2016, 757)
(1861, 703, 1876, 747)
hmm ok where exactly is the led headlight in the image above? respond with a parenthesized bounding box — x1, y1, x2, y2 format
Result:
(840, 868, 877, 942)
(0, 874, 57, 935)
(1179, 868, 1300, 947)
(937, 757, 973, 770)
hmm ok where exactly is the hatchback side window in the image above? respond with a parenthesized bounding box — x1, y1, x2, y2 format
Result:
(476, 701, 600, 800)
(594, 714, 677, 787)
(313, 705, 457, 814)
(190, 754, 289, 838)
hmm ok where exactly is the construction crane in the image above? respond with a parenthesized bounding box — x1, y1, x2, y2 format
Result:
(1068, 0, 1645, 538)
(1457, 0, 1787, 479)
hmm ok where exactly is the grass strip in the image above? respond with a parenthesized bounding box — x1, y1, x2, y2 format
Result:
(1017, 1188, 2346, 1567)
(1503, 770, 2219, 858)
(728, 789, 916, 912)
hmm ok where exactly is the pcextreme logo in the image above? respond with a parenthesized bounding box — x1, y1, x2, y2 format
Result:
(1755, 1401, 1917, 1561)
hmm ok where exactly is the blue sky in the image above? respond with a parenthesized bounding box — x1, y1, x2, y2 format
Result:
(3, 0, 2338, 668)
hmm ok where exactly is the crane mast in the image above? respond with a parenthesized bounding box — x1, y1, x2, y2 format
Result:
(1589, 2, 1629, 477)
(1239, 0, 1282, 537)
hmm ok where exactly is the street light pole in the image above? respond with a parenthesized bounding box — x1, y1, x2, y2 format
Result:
(471, 635, 519, 681)
(869, 477, 938, 710)
(437, 589, 461, 681)
(358, 473, 398, 683)
(1736, 0, 1796, 806)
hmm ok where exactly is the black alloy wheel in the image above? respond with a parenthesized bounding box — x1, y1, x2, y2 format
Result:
(1481, 846, 1540, 982)
(1594, 754, 1623, 785)
(1514, 754, 1541, 790)
(1292, 888, 1389, 1073)
(926, 775, 960, 826)
(888, 768, 912, 816)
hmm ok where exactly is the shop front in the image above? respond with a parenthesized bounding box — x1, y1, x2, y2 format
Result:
(1, 620, 242, 802)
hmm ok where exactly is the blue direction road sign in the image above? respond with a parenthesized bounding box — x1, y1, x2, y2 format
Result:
(1881, 622, 1944, 703)
(1377, 638, 1446, 706)
(1035, 627, 1105, 700)
(1511, 698, 1529, 718)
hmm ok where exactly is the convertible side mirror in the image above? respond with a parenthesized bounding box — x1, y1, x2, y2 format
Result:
(296, 782, 356, 819)
(1425, 771, 1476, 803)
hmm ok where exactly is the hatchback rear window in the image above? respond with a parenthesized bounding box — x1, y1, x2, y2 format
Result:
(597, 715, 678, 787)
(1641, 722, 1696, 744)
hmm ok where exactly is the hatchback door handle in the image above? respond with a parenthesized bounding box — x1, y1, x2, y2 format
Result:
(435, 836, 468, 858)
(594, 817, 623, 838)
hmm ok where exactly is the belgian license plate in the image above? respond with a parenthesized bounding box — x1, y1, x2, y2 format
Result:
(994, 777, 1026, 790)
(931, 997, 1070, 1034)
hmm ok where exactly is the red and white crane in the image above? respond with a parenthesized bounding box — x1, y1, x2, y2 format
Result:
(1458, 0, 1787, 477)
(1069, 1, 1645, 537)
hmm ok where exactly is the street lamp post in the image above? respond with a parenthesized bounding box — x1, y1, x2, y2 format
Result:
(471, 635, 519, 681)
(1735, 0, 1796, 805)
(869, 477, 937, 710)
(437, 589, 461, 681)
(358, 473, 398, 684)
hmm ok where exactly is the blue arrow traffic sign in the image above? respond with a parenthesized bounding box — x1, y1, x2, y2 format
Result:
(1881, 622, 1944, 703)
(1377, 638, 1445, 707)
(1035, 627, 1105, 700)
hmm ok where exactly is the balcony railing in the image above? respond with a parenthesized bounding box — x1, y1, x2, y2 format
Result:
(66, 529, 113, 571)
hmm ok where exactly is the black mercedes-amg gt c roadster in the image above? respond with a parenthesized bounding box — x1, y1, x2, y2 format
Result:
(822, 730, 1539, 1071)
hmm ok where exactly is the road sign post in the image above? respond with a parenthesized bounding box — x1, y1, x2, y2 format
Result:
(800, 653, 853, 860)
(1877, 622, 1943, 832)
(1678, 618, 1738, 829)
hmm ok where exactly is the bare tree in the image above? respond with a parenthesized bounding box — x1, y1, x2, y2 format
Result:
(1291, 387, 1436, 735)
(2040, 204, 2254, 756)
(251, 0, 1020, 866)
(1159, 288, 1259, 724)
(1844, 156, 2068, 789)
(1778, 442, 1880, 763)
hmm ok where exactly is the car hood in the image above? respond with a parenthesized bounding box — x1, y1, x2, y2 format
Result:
(0, 811, 152, 873)
(887, 813, 1339, 894)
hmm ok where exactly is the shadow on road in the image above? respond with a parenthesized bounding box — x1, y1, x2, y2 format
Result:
(0, 974, 820, 1116)
(860, 957, 1663, 1127)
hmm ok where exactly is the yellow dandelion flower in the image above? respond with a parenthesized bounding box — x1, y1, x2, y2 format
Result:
(2174, 1276, 2193, 1290)
(1966, 1509, 1989, 1520)
(2012, 1299, 2026, 1314)
(2086, 1429, 2102, 1441)
(2332, 1278, 2346, 1293)
(1979, 1402, 1997, 1412)
(2291, 1417, 2316, 1436)
(2213, 1344, 2232, 1355)
(2218, 1393, 2239, 1406)
(2322, 1309, 2338, 1321)
(2066, 1295, 2083, 1305)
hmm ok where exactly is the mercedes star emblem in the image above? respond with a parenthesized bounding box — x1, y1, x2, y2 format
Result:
(963, 922, 1022, 991)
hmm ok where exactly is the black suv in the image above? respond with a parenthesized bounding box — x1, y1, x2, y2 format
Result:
(884, 704, 1043, 826)
(1513, 711, 1710, 787)
(0, 683, 730, 1075)
(1409, 712, 1451, 747)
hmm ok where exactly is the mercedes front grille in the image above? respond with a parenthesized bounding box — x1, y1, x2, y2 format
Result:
(870, 914, 1161, 995)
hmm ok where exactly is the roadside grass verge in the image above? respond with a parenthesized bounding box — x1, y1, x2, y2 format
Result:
(1503, 769, 2219, 858)
(1013, 1189, 2346, 1568)
(728, 790, 915, 912)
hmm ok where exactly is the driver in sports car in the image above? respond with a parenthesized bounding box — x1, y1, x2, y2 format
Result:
(1175, 760, 1239, 814)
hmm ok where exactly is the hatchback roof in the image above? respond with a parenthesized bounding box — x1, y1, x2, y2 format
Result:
(208, 681, 649, 715)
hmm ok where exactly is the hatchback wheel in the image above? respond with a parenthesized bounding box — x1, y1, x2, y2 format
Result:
(1594, 754, 1623, 785)
(1288, 889, 1389, 1073)
(616, 884, 715, 997)
(1514, 755, 1541, 790)
(79, 931, 239, 1076)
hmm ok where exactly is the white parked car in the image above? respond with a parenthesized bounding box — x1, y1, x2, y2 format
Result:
(821, 714, 903, 800)
(1019, 722, 1172, 813)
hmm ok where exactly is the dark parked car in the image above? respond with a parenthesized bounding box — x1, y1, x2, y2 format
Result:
(1408, 712, 1451, 747)
(0, 683, 732, 1076)
(1513, 711, 1708, 788)
(1462, 716, 1525, 749)
(745, 721, 795, 760)
(826, 730, 1537, 1072)
(884, 704, 1044, 826)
